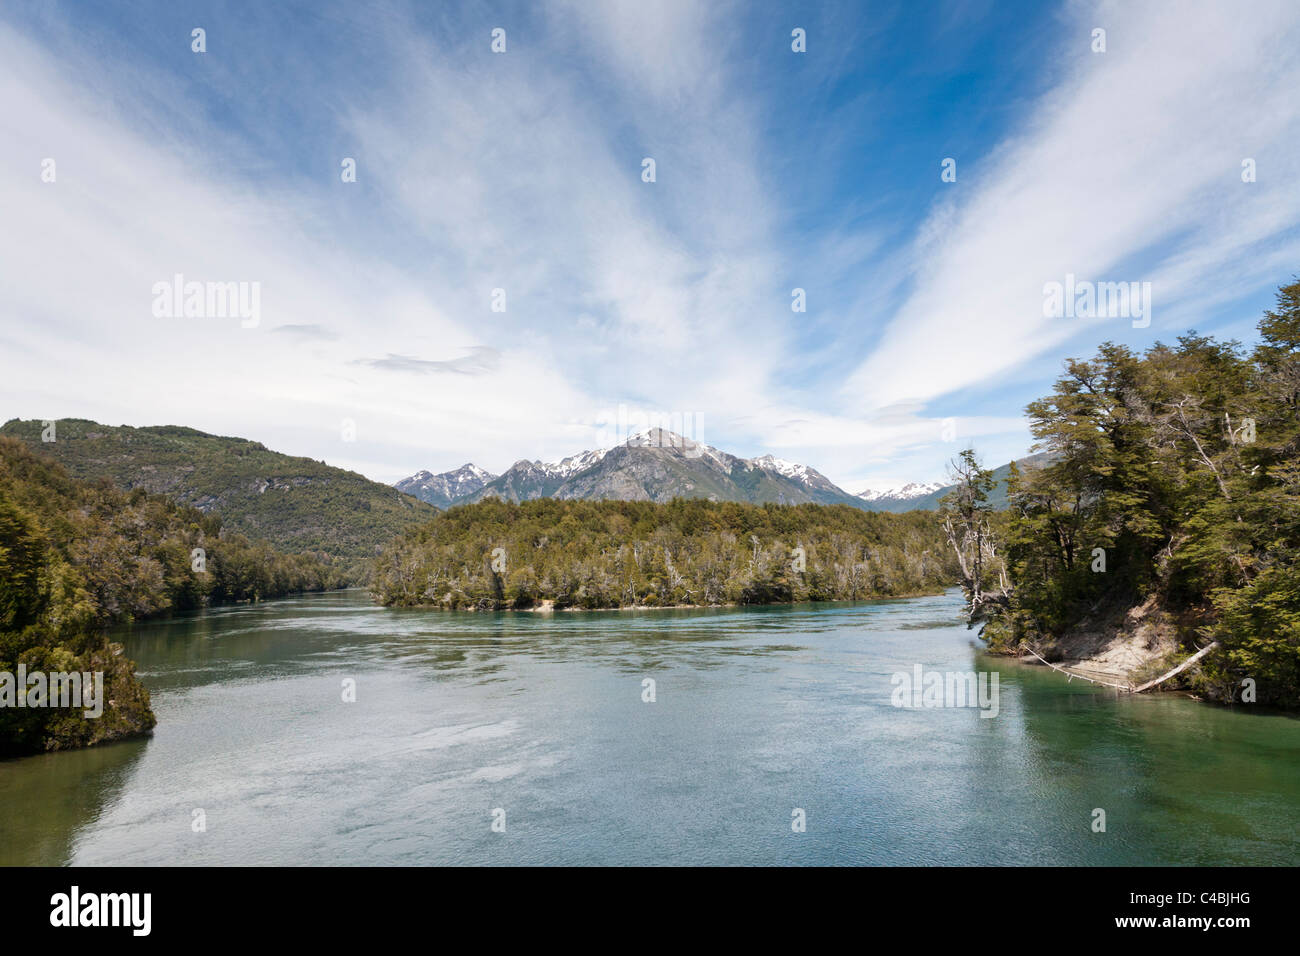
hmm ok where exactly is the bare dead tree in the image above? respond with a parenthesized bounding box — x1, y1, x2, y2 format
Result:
(940, 449, 1012, 624)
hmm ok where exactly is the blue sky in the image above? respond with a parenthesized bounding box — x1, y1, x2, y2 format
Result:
(2, 0, 1298, 491)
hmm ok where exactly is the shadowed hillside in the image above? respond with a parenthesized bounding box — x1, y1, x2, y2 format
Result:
(0, 419, 437, 569)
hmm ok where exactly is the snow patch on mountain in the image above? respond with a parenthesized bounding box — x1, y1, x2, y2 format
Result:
(395, 463, 497, 503)
(541, 445, 613, 477)
(855, 481, 944, 502)
(622, 427, 733, 468)
(748, 454, 812, 482)
(527, 427, 712, 477)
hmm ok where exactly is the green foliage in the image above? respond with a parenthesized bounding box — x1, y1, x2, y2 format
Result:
(0, 437, 346, 755)
(373, 497, 959, 611)
(990, 279, 1300, 707)
(0, 418, 437, 573)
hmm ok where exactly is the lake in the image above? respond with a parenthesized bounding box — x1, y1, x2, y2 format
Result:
(2, 588, 1296, 865)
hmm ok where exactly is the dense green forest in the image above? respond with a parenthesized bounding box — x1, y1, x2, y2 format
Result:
(372, 497, 959, 610)
(0, 437, 346, 754)
(947, 279, 1300, 708)
(0, 418, 437, 578)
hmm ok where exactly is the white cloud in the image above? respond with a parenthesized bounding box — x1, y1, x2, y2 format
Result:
(842, 0, 1300, 413)
(0, 10, 792, 481)
(3, 1, 1295, 494)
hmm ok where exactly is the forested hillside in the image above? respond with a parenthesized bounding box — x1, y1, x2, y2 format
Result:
(0, 419, 436, 575)
(954, 279, 1300, 708)
(0, 438, 345, 754)
(373, 497, 958, 610)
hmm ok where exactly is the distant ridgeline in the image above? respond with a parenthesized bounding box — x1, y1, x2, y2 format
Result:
(372, 497, 961, 610)
(0, 418, 438, 581)
(865, 454, 1051, 513)
(967, 279, 1300, 708)
(0, 437, 345, 755)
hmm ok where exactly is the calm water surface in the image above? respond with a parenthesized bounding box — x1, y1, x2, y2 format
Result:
(2, 589, 1296, 865)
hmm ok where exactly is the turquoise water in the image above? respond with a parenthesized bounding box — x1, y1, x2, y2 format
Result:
(1, 589, 1296, 865)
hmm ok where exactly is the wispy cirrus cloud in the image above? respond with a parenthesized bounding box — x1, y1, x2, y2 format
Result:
(842, 0, 1300, 416)
(0, 0, 1296, 492)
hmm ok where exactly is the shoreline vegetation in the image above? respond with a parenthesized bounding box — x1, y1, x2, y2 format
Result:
(0, 438, 346, 756)
(941, 279, 1300, 709)
(419, 586, 953, 614)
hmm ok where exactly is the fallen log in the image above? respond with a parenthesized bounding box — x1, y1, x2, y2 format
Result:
(1131, 641, 1220, 693)
(1022, 647, 1132, 690)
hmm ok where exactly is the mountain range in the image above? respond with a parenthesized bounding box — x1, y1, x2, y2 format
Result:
(1, 418, 1043, 563)
(396, 428, 864, 509)
(394, 463, 496, 509)
(854, 481, 946, 509)
(395, 428, 1043, 512)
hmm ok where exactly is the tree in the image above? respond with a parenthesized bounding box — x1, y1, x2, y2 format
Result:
(939, 449, 1008, 624)
(977, 278, 1300, 706)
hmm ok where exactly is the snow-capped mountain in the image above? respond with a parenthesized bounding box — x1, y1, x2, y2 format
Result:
(748, 453, 849, 495)
(394, 463, 497, 508)
(396, 432, 989, 512)
(749, 454, 814, 481)
(856, 481, 945, 503)
(395, 440, 1051, 514)
(852, 481, 948, 513)
(396, 428, 866, 509)
(539, 445, 614, 478)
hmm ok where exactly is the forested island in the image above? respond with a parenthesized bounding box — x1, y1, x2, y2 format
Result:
(371, 497, 958, 610)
